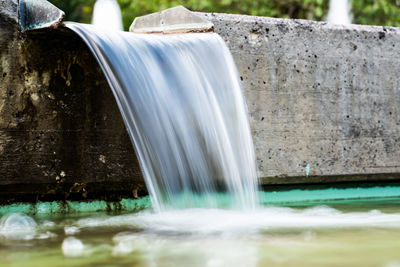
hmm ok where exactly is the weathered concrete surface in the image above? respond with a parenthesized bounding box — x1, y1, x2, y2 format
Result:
(2, 1, 400, 203)
(0, 1, 144, 203)
(197, 12, 400, 184)
(130, 6, 213, 33)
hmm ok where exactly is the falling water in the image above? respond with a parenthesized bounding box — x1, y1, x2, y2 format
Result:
(327, 0, 351, 25)
(92, 0, 123, 31)
(66, 23, 258, 211)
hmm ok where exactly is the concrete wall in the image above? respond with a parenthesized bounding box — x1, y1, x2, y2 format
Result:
(1, 0, 400, 202)
(198, 13, 400, 185)
(0, 0, 144, 202)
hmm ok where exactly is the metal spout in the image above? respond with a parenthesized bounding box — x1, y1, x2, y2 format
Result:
(18, 0, 65, 31)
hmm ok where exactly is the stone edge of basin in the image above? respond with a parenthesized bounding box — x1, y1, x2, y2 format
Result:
(129, 6, 214, 34)
(260, 173, 400, 187)
(195, 11, 400, 34)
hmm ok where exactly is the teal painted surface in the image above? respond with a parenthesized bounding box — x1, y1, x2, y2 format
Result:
(260, 186, 400, 205)
(1, 186, 400, 214)
(0, 196, 151, 215)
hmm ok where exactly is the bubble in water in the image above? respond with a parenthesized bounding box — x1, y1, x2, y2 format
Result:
(42, 220, 55, 227)
(62, 237, 85, 258)
(64, 226, 80, 235)
(0, 213, 37, 240)
(112, 232, 138, 256)
(37, 231, 57, 240)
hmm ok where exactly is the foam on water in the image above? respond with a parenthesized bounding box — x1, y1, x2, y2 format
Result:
(73, 205, 400, 236)
(0, 213, 37, 240)
(66, 23, 258, 211)
(62, 237, 86, 257)
(0, 214, 61, 241)
(112, 232, 259, 267)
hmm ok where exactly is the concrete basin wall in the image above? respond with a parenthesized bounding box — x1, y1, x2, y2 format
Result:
(1, 1, 400, 202)
(198, 12, 400, 185)
(0, 0, 144, 202)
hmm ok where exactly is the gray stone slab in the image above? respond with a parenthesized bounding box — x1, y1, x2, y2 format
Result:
(130, 6, 213, 33)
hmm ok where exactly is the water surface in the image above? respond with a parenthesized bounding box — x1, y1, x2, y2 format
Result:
(1, 198, 400, 266)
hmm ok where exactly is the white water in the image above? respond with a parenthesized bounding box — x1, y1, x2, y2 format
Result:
(4, 206, 400, 239)
(75, 206, 400, 236)
(92, 0, 123, 31)
(66, 23, 258, 211)
(62, 237, 86, 257)
(0, 213, 37, 240)
(4, 205, 400, 241)
(327, 0, 351, 25)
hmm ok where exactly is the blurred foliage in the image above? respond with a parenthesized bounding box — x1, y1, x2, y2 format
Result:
(49, 0, 96, 23)
(352, 0, 400, 27)
(48, 0, 400, 30)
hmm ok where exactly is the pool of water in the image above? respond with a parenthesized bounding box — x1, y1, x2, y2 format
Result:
(1, 198, 400, 266)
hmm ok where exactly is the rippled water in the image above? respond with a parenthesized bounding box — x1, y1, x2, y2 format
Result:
(1, 199, 400, 266)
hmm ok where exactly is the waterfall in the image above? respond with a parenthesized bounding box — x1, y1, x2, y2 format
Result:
(327, 0, 351, 25)
(92, 0, 123, 31)
(66, 23, 258, 211)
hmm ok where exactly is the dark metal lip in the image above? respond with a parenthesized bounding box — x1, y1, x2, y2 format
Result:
(18, 0, 65, 32)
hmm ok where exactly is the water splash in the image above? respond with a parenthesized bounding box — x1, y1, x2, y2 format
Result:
(92, 0, 123, 31)
(327, 0, 351, 25)
(0, 213, 37, 240)
(75, 205, 400, 236)
(66, 23, 258, 211)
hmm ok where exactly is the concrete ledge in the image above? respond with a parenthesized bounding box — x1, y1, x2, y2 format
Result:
(130, 6, 213, 33)
(260, 173, 400, 185)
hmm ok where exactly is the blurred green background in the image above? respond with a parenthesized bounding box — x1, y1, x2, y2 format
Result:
(49, 0, 400, 30)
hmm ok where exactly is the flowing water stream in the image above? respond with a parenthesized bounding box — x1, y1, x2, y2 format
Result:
(66, 23, 258, 211)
